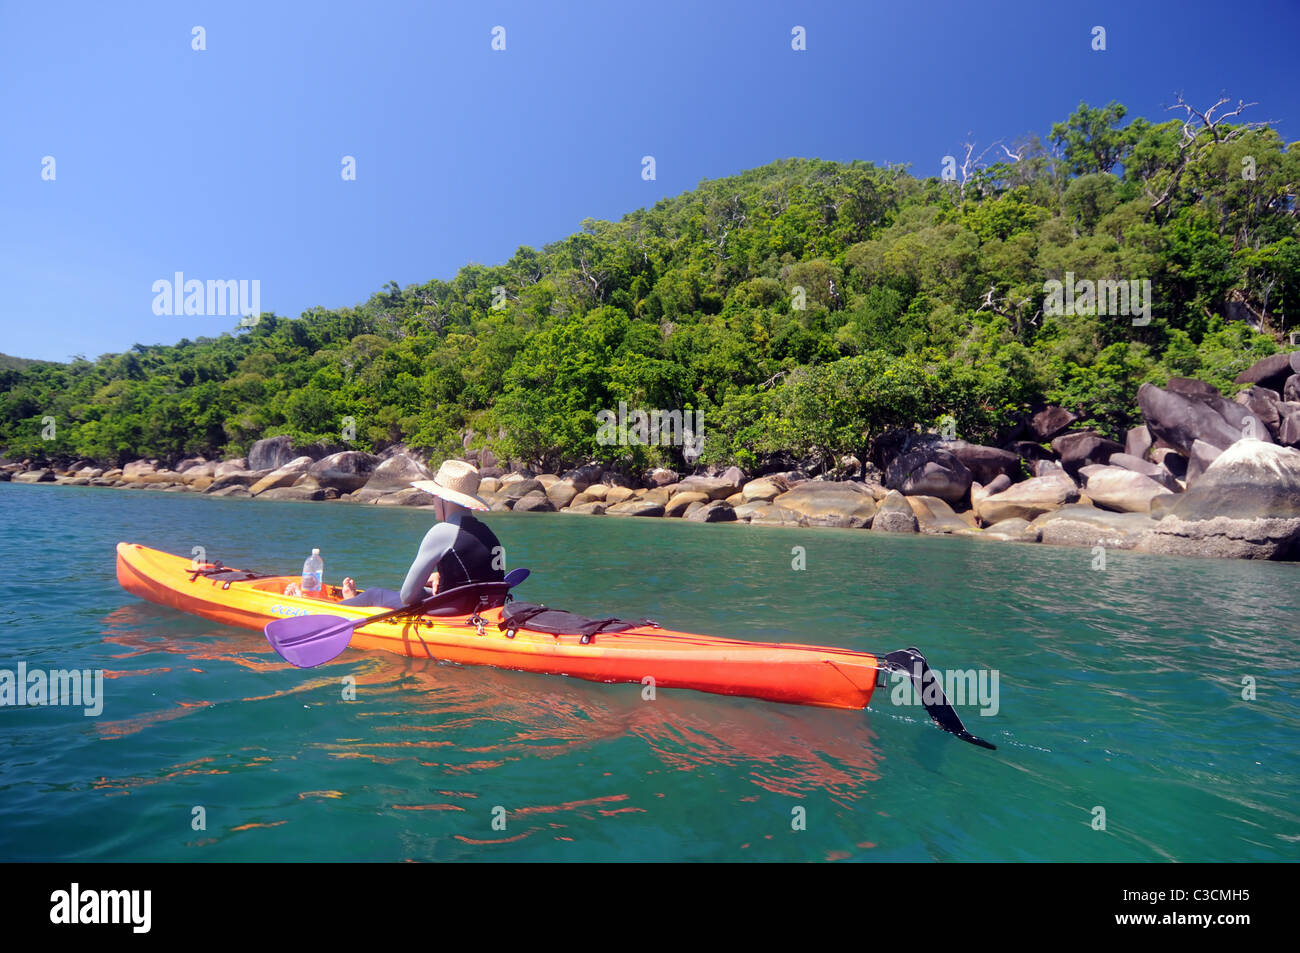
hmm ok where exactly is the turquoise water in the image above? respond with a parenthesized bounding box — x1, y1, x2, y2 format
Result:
(0, 482, 1297, 862)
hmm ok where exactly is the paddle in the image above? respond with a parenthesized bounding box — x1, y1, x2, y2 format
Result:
(265, 568, 530, 668)
(880, 648, 997, 749)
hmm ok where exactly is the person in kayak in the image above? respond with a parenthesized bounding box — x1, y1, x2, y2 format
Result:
(286, 459, 505, 612)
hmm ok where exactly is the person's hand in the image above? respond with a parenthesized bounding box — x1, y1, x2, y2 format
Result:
(427, 571, 440, 593)
(283, 582, 301, 597)
(341, 577, 357, 599)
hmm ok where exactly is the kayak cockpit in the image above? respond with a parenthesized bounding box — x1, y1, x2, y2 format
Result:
(243, 577, 348, 601)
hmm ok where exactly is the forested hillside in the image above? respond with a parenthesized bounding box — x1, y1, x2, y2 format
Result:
(3, 100, 1297, 473)
(0, 353, 58, 373)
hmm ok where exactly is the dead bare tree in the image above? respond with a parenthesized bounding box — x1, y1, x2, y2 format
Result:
(764, 181, 791, 216)
(1146, 92, 1274, 214)
(568, 241, 608, 304)
(1171, 92, 1268, 143)
(704, 194, 747, 261)
(411, 288, 452, 333)
(627, 221, 654, 266)
(827, 278, 843, 310)
(953, 135, 1004, 198)
(976, 284, 1040, 336)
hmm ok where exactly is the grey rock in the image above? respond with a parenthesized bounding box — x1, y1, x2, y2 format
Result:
(1234, 385, 1283, 434)
(11, 469, 54, 483)
(904, 495, 981, 535)
(256, 485, 327, 502)
(1135, 439, 1300, 559)
(1151, 447, 1188, 481)
(673, 476, 742, 501)
(1149, 493, 1179, 520)
(945, 440, 1024, 485)
(1125, 425, 1153, 459)
(352, 454, 435, 503)
(1078, 465, 1169, 513)
(1233, 351, 1300, 392)
(884, 446, 972, 505)
(1279, 405, 1300, 447)
(561, 464, 604, 491)
(373, 487, 439, 506)
(205, 469, 271, 492)
(1031, 504, 1156, 550)
(685, 501, 736, 523)
(644, 467, 679, 488)
(1027, 405, 1078, 441)
(1185, 439, 1224, 485)
(302, 451, 381, 493)
(664, 491, 710, 517)
(981, 517, 1040, 542)
(976, 472, 1080, 524)
(1106, 452, 1180, 492)
(208, 485, 251, 498)
(121, 460, 157, 480)
(248, 435, 312, 471)
(545, 480, 581, 508)
(970, 475, 1012, 511)
(249, 456, 316, 495)
(717, 466, 747, 487)
(740, 476, 790, 503)
(872, 490, 919, 533)
(605, 500, 666, 518)
(501, 478, 545, 500)
(1138, 381, 1258, 454)
(179, 462, 217, 484)
(770, 481, 879, 528)
(1050, 431, 1124, 478)
(1005, 440, 1059, 470)
(513, 491, 557, 513)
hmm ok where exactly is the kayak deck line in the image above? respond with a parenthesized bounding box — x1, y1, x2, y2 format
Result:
(114, 542, 996, 748)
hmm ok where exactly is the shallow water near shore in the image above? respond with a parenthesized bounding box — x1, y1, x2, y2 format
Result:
(1, 481, 1297, 862)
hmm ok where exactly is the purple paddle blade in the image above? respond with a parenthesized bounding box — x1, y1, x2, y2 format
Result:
(264, 614, 357, 668)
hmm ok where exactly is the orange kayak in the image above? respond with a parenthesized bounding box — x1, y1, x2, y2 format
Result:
(115, 542, 995, 747)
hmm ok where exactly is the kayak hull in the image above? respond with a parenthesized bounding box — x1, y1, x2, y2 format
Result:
(115, 542, 884, 711)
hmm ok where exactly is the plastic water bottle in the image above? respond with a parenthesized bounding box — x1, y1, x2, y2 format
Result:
(302, 549, 323, 593)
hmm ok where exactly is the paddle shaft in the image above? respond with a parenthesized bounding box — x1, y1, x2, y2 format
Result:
(272, 592, 444, 649)
(338, 570, 525, 628)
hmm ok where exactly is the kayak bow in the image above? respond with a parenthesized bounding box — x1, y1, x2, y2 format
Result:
(115, 542, 995, 748)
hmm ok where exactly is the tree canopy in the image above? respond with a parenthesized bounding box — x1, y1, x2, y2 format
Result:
(3, 99, 1297, 472)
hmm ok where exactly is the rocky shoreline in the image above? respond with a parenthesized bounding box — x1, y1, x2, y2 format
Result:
(7, 352, 1300, 563)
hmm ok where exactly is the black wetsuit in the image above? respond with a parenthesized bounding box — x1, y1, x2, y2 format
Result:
(341, 511, 504, 610)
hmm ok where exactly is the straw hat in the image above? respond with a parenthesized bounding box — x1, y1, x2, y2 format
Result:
(410, 459, 490, 511)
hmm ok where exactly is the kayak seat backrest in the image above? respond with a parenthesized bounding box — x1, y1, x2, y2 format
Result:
(420, 580, 513, 617)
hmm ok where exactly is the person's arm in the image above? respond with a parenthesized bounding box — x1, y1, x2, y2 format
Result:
(399, 522, 459, 605)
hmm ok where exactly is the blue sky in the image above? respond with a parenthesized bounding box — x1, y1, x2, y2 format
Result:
(1, 0, 1297, 362)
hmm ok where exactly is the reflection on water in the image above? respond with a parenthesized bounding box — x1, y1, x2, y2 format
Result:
(93, 611, 887, 816)
(2, 485, 1298, 861)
